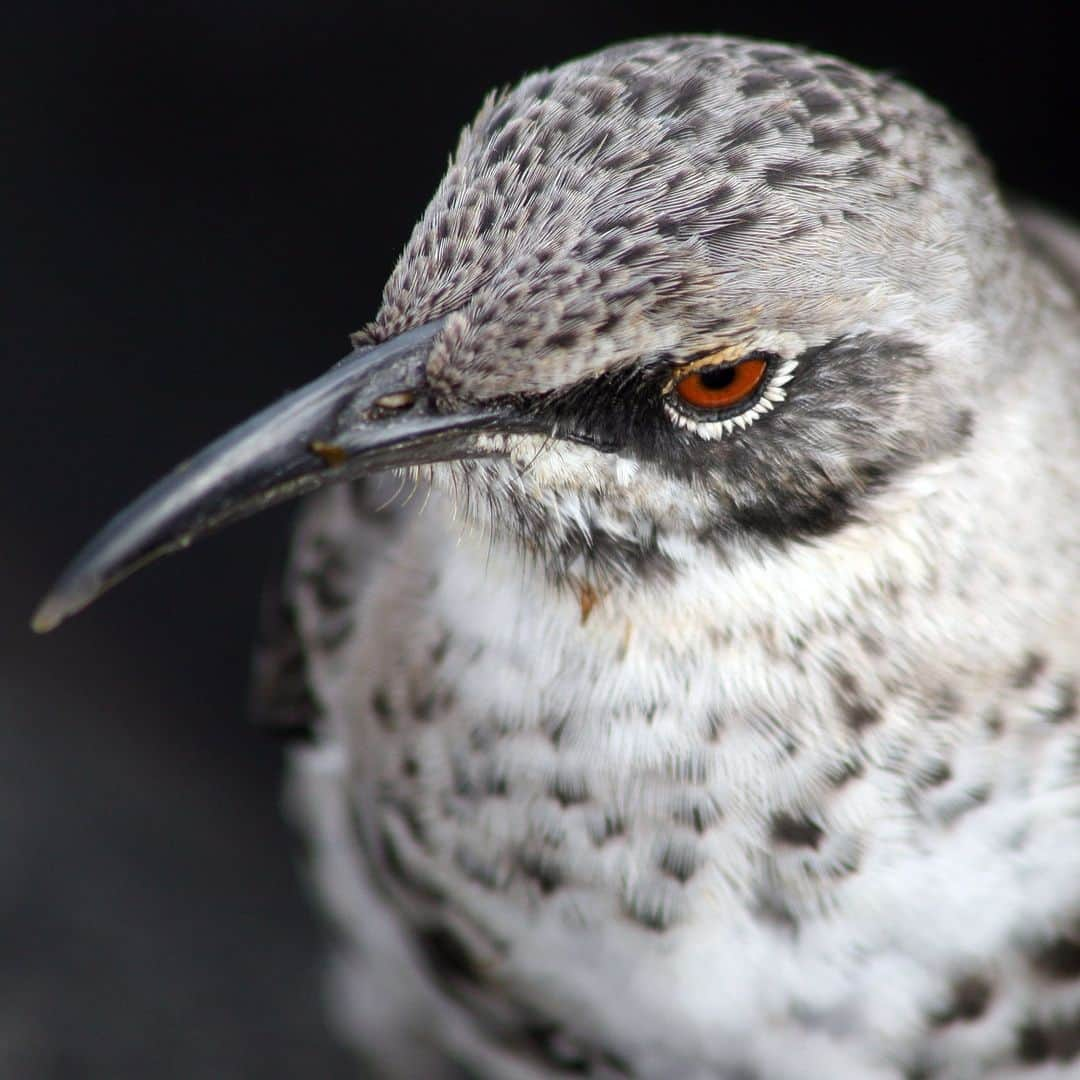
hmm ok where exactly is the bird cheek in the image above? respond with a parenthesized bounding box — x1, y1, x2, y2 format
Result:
(612, 456, 640, 488)
(505, 438, 594, 489)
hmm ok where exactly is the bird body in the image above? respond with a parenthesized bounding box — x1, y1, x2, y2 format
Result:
(287, 406, 1079, 1078)
(37, 35, 1080, 1079)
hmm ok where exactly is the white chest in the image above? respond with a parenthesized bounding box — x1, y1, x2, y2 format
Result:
(291, 492, 1080, 1077)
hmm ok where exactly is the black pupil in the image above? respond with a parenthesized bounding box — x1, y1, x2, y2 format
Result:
(698, 366, 737, 390)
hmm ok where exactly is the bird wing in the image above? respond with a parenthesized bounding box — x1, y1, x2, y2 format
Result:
(251, 475, 410, 737)
(256, 483, 575, 1076)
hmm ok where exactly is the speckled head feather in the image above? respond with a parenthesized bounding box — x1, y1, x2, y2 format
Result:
(363, 36, 1014, 403)
(342, 36, 1038, 589)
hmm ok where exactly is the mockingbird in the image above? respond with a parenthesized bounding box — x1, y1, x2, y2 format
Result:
(35, 35, 1080, 1079)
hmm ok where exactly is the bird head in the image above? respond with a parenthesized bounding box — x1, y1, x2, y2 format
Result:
(33, 36, 1023, 631)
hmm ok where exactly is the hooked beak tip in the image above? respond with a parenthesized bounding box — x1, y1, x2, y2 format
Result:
(31, 594, 72, 634)
(27, 316, 535, 634)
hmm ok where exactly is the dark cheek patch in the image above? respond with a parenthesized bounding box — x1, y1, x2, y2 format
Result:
(519, 332, 963, 571)
(697, 334, 965, 547)
(723, 482, 862, 542)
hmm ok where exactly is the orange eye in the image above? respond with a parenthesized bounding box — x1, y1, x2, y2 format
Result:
(674, 356, 768, 411)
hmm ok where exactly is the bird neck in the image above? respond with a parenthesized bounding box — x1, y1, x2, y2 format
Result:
(345, 427, 1074, 933)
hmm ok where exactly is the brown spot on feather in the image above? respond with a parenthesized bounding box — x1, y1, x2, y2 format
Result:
(931, 975, 993, 1025)
(578, 581, 600, 624)
(772, 812, 824, 849)
(1032, 932, 1080, 979)
(309, 440, 347, 468)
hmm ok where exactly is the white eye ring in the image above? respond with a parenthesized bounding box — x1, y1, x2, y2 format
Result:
(664, 355, 799, 440)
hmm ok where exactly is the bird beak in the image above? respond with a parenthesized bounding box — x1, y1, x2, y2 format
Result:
(32, 317, 517, 633)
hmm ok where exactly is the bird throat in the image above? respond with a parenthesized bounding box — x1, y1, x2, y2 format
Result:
(340, 488, 953, 932)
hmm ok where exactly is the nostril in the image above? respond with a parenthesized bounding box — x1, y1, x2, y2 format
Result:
(374, 390, 416, 411)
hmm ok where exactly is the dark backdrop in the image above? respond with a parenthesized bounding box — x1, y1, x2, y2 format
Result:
(4, 2, 1076, 1076)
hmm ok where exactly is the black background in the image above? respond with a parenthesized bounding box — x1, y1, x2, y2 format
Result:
(4, 2, 1076, 1075)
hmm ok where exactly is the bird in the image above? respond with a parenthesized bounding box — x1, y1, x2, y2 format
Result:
(33, 33, 1080, 1079)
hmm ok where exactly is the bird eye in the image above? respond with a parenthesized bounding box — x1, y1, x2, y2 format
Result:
(664, 350, 795, 440)
(674, 356, 768, 413)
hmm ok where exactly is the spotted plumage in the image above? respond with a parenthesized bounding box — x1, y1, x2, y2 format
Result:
(36, 33, 1080, 1079)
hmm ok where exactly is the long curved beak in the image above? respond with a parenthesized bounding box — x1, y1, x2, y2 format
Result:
(32, 318, 517, 633)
